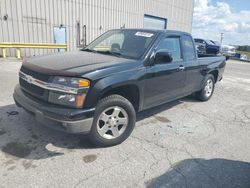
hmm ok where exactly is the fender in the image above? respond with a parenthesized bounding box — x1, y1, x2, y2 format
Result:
(83, 67, 146, 110)
(199, 58, 224, 89)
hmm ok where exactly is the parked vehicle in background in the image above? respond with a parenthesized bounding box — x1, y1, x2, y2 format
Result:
(210, 40, 221, 47)
(240, 54, 248, 61)
(194, 38, 221, 55)
(221, 45, 236, 57)
(195, 40, 206, 54)
(14, 29, 226, 147)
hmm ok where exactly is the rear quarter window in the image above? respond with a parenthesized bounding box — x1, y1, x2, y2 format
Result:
(182, 35, 196, 60)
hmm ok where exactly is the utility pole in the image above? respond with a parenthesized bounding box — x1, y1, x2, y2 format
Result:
(220, 33, 224, 45)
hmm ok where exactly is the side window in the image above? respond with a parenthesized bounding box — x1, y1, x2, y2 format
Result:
(156, 37, 182, 61)
(182, 35, 196, 60)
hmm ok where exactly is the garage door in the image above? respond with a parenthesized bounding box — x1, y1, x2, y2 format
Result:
(144, 14, 167, 29)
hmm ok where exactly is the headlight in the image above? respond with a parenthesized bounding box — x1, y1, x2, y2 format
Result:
(52, 76, 90, 88)
(48, 91, 85, 108)
(48, 76, 90, 108)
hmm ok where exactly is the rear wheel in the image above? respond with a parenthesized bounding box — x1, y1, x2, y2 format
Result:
(89, 95, 136, 147)
(195, 74, 215, 101)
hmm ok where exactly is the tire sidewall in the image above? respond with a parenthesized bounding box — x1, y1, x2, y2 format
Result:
(201, 74, 215, 101)
(89, 95, 136, 147)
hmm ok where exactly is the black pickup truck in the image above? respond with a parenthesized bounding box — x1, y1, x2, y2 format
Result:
(14, 29, 226, 146)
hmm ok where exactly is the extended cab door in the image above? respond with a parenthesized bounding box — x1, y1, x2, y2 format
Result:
(181, 35, 204, 93)
(143, 35, 186, 109)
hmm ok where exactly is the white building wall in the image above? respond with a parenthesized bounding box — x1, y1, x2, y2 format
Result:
(0, 0, 194, 57)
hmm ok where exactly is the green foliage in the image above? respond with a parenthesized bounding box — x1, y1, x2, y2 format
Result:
(236, 50, 250, 59)
(237, 45, 250, 52)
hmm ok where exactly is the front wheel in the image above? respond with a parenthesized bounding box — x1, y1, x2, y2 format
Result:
(89, 95, 136, 147)
(195, 74, 215, 101)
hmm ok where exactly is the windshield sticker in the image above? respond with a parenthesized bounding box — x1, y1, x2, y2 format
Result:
(135, 32, 154, 38)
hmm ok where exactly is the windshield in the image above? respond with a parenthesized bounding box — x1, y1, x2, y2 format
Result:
(205, 40, 216, 45)
(194, 39, 205, 44)
(83, 30, 157, 59)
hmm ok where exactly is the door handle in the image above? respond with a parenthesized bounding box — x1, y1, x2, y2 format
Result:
(179, 65, 185, 71)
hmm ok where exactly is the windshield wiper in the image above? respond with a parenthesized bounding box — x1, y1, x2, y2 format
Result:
(81, 48, 97, 53)
(96, 50, 122, 57)
(82, 49, 130, 58)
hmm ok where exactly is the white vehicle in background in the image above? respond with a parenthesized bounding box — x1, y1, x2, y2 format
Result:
(221, 45, 236, 57)
(240, 54, 248, 61)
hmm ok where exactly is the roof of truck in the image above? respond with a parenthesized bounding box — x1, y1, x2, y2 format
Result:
(113, 28, 191, 36)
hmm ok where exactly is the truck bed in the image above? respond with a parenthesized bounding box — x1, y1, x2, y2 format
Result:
(198, 54, 223, 58)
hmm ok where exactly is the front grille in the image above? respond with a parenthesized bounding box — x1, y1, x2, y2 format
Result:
(19, 66, 49, 101)
(20, 66, 50, 82)
(20, 78, 44, 96)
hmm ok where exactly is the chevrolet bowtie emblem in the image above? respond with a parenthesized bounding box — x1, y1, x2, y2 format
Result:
(26, 75, 33, 84)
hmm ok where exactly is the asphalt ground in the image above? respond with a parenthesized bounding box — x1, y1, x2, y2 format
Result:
(0, 58, 249, 188)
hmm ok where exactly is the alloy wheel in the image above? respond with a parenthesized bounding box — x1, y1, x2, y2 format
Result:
(97, 106, 129, 139)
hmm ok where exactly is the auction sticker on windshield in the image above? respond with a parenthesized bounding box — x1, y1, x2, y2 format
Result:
(135, 32, 154, 38)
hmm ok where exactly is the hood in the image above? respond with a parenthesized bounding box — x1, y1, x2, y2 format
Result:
(23, 51, 140, 77)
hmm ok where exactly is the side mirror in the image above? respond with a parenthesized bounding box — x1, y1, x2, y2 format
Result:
(154, 51, 173, 64)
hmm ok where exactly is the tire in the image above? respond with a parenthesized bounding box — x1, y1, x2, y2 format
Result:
(195, 74, 215, 101)
(88, 95, 136, 147)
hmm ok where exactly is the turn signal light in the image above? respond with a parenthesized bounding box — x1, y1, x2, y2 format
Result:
(79, 79, 90, 88)
(76, 95, 85, 108)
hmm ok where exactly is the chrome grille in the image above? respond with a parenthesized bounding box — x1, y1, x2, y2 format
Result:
(19, 67, 49, 101)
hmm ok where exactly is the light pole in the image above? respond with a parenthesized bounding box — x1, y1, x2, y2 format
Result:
(220, 33, 224, 45)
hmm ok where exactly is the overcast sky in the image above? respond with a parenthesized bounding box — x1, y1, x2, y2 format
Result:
(192, 0, 250, 45)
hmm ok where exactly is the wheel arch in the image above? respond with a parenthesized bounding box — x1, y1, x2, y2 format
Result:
(99, 84, 141, 112)
(208, 69, 219, 82)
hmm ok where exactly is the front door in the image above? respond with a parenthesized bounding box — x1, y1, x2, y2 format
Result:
(143, 36, 186, 109)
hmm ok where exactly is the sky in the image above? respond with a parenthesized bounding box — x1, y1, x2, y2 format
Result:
(192, 0, 250, 45)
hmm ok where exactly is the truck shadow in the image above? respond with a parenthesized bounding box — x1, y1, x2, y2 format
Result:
(0, 95, 196, 160)
(137, 100, 181, 121)
(0, 104, 95, 160)
(146, 158, 250, 188)
(136, 95, 197, 121)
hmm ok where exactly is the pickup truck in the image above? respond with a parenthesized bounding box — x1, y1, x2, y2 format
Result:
(14, 29, 226, 147)
(194, 38, 221, 55)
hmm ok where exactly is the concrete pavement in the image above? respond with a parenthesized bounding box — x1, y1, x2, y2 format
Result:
(0, 59, 249, 188)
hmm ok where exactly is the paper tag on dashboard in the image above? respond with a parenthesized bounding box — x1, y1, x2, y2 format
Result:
(135, 32, 154, 38)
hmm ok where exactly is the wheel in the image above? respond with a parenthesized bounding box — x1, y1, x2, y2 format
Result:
(89, 95, 136, 147)
(195, 74, 215, 101)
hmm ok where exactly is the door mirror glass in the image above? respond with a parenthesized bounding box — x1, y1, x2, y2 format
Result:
(154, 50, 173, 64)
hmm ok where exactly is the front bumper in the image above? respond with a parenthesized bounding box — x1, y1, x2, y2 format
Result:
(13, 84, 95, 134)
